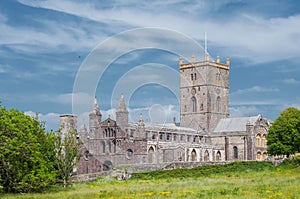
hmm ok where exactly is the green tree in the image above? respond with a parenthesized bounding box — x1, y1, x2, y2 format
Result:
(55, 130, 82, 188)
(267, 107, 300, 157)
(0, 105, 57, 193)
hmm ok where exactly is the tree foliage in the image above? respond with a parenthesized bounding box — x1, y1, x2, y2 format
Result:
(55, 130, 82, 187)
(267, 107, 300, 156)
(0, 105, 57, 193)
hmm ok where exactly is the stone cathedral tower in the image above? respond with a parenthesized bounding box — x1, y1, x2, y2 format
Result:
(179, 54, 230, 133)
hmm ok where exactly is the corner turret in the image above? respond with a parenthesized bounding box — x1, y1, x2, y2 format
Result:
(89, 97, 102, 138)
(116, 95, 129, 129)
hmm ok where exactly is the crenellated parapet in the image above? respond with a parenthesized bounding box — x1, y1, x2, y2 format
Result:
(179, 54, 230, 71)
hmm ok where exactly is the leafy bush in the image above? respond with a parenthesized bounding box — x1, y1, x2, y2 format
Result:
(0, 105, 57, 193)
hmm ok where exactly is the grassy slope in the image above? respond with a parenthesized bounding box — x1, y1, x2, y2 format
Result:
(2, 159, 300, 199)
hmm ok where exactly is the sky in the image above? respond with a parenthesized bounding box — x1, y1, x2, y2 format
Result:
(0, 0, 300, 131)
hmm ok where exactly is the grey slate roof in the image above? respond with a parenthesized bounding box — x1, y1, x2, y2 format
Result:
(213, 115, 261, 133)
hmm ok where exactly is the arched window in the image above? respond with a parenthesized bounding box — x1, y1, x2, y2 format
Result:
(256, 134, 261, 147)
(127, 149, 133, 158)
(216, 96, 221, 112)
(191, 96, 197, 112)
(262, 134, 266, 148)
(191, 149, 197, 162)
(102, 140, 105, 153)
(233, 146, 238, 159)
(216, 151, 221, 161)
(204, 150, 209, 161)
(263, 152, 267, 160)
(256, 152, 262, 160)
(148, 146, 155, 163)
(108, 140, 111, 152)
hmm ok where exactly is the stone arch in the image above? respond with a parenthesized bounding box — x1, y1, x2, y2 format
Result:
(148, 146, 155, 163)
(204, 150, 209, 161)
(233, 146, 238, 159)
(191, 149, 197, 162)
(216, 151, 221, 161)
(256, 134, 261, 147)
(262, 134, 266, 148)
(103, 160, 113, 171)
(256, 151, 262, 160)
(263, 152, 268, 160)
(191, 96, 197, 112)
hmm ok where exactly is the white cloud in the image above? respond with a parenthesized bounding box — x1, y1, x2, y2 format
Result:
(232, 86, 279, 95)
(17, 0, 300, 64)
(230, 106, 260, 118)
(283, 78, 300, 84)
(25, 111, 60, 132)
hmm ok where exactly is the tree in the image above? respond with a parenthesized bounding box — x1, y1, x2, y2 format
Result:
(55, 130, 82, 187)
(267, 107, 300, 157)
(0, 105, 57, 193)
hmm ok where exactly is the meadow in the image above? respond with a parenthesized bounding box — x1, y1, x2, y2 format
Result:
(2, 159, 300, 199)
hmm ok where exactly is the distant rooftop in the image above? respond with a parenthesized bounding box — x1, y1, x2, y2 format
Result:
(213, 115, 261, 133)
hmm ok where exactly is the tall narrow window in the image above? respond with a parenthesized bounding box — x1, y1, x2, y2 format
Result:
(108, 140, 111, 153)
(194, 73, 197, 80)
(191, 96, 197, 112)
(204, 150, 209, 161)
(216, 151, 221, 161)
(102, 141, 105, 153)
(216, 96, 221, 112)
(233, 146, 238, 159)
(191, 149, 197, 162)
(191, 74, 193, 80)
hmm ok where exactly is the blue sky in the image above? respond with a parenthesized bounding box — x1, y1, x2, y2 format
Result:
(0, 0, 300, 131)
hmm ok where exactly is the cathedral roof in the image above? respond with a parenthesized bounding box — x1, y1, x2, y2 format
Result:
(213, 115, 261, 133)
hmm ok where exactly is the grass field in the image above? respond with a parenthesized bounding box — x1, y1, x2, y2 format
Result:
(2, 159, 300, 199)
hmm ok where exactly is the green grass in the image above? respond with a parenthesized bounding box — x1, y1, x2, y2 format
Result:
(2, 159, 300, 199)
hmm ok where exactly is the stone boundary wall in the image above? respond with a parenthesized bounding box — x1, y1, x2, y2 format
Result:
(71, 161, 233, 182)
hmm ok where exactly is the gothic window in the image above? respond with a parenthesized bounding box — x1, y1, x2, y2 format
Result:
(191, 149, 197, 162)
(262, 134, 266, 148)
(159, 132, 163, 140)
(233, 146, 238, 159)
(148, 147, 155, 163)
(166, 133, 170, 141)
(263, 152, 267, 160)
(152, 133, 156, 140)
(84, 150, 89, 160)
(216, 96, 221, 112)
(216, 151, 221, 161)
(127, 149, 133, 158)
(191, 96, 197, 112)
(256, 134, 261, 147)
(256, 151, 262, 160)
(191, 74, 193, 80)
(204, 150, 209, 161)
(102, 140, 105, 153)
(194, 73, 197, 80)
(200, 103, 204, 111)
(108, 140, 111, 153)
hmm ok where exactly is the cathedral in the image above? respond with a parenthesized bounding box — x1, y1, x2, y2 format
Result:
(60, 53, 271, 174)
